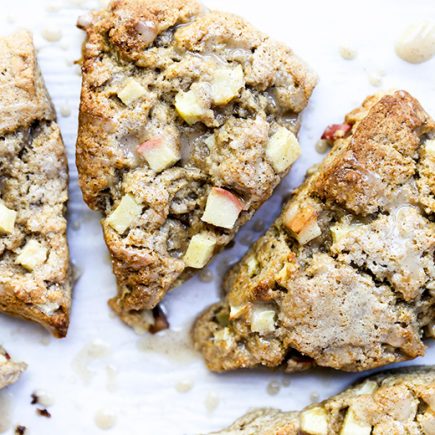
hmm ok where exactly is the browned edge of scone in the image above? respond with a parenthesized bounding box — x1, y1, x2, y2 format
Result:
(75, 0, 317, 331)
(209, 365, 435, 435)
(192, 90, 435, 372)
(0, 31, 72, 338)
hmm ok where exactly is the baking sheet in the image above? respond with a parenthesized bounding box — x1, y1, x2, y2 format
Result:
(1, 0, 434, 433)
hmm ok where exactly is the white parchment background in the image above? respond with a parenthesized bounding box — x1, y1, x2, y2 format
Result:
(0, 0, 434, 433)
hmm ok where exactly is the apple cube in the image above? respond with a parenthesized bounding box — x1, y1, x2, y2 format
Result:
(330, 223, 352, 244)
(229, 304, 248, 320)
(106, 194, 142, 234)
(340, 408, 372, 435)
(183, 232, 217, 269)
(250, 305, 276, 334)
(266, 127, 301, 172)
(0, 203, 17, 234)
(284, 204, 321, 245)
(246, 255, 258, 277)
(137, 137, 180, 172)
(426, 139, 435, 157)
(419, 410, 435, 435)
(355, 380, 377, 395)
(204, 134, 215, 150)
(210, 65, 244, 105)
(213, 327, 234, 347)
(117, 78, 146, 106)
(175, 86, 209, 125)
(201, 187, 243, 229)
(16, 239, 47, 271)
(300, 407, 328, 435)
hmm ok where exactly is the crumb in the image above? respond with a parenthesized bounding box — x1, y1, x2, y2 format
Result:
(175, 379, 193, 393)
(15, 426, 27, 435)
(60, 104, 71, 118)
(36, 408, 51, 418)
(339, 45, 357, 60)
(199, 268, 214, 283)
(41, 26, 62, 43)
(310, 392, 320, 403)
(205, 392, 219, 413)
(315, 139, 330, 154)
(267, 380, 281, 396)
(149, 305, 169, 334)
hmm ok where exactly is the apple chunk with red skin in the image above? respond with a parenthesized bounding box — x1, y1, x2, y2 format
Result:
(137, 136, 180, 173)
(201, 187, 244, 229)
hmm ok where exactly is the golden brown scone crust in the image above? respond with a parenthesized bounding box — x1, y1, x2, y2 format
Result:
(0, 346, 27, 390)
(0, 31, 72, 338)
(211, 366, 435, 435)
(76, 0, 317, 330)
(193, 91, 435, 372)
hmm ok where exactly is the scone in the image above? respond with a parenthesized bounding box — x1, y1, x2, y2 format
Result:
(193, 91, 435, 372)
(211, 366, 435, 435)
(0, 346, 27, 390)
(76, 0, 317, 331)
(0, 31, 72, 338)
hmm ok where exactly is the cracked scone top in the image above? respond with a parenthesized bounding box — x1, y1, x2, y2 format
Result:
(76, 0, 317, 330)
(193, 91, 435, 372)
(211, 367, 435, 435)
(0, 346, 27, 390)
(0, 31, 71, 338)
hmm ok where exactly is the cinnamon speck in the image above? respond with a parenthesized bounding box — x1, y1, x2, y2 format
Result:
(15, 426, 26, 435)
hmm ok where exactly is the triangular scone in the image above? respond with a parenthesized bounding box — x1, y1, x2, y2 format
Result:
(193, 91, 435, 372)
(76, 0, 317, 331)
(0, 32, 72, 338)
(0, 346, 27, 390)
(211, 366, 435, 435)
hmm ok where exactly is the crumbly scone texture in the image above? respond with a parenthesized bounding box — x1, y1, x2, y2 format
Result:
(76, 0, 317, 330)
(0, 31, 71, 338)
(211, 366, 435, 435)
(193, 91, 435, 372)
(0, 346, 27, 390)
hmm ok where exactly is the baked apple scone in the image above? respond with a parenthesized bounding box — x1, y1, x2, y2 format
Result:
(76, 0, 317, 331)
(211, 367, 435, 435)
(193, 91, 435, 372)
(0, 346, 27, 390)
(0, 31, 72, 338)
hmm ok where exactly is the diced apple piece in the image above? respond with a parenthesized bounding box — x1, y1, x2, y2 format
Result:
(250, 305, 276, 334)
(183, 232, 217, 269)
(284, 204, 321, 245)
(213, 327, 234, 347)
(0, 203, 17, 234)
(229, 304, 247, 320)
(16, 239, 47, 271)
(427, 321, 435, 339)
(210, 65, 244, 105)
(340, 408, 372, 435)
(266, 127, 301, 172)
(426, 139, 435, 158)
(330, 223, 351, 244)
(117, 78, 146, 106)
(201, 187, 243, 229)
(137, 137, 180, 172)
(355, 380, 378, 395)
(175, 86, 210, 125)
(204, 134, 215, 149)
(106, 194, 142, 234)
(300, 407, 328, 435)
(419, 410, 435, 435)
(246, 255, 258, 276)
